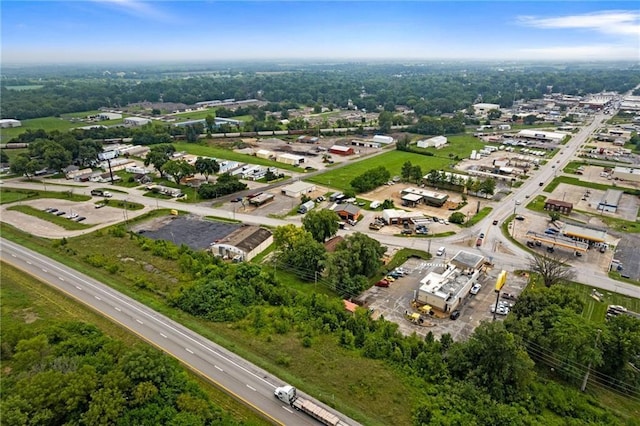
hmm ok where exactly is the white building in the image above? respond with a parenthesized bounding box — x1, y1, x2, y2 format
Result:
(124, 117, 152, 126)
(416, 135, 447, 149)
(98, 112, 123, 120)
(210, 226, 273, 262)
(516, 129, 566, 143)
(613, 166, 640, 183)
(372, 135, 394, 145)
(276, 153, 305, 166)
(473, 103, 500, 116)
(0, 119, 21, 128)
(280, 181, 316, 198)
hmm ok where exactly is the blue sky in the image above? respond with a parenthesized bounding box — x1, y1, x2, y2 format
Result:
(1, 1, 639, 64)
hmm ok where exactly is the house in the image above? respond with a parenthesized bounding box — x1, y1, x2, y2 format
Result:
(210, 226, 273, 262)
(416, 135, 447, 149)
(124, 117, 152, 126)
(281, 181, 316, 198)
(329, 145, 354, 155)
(0, 119, 22, 128)
(332, 203, 361, 221)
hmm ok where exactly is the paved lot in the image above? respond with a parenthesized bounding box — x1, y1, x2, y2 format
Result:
(613, 234, 640, 281)
(361, 258, 529, 341)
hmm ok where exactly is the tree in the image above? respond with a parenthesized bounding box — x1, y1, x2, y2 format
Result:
(194, 157, 219, 182)
(487, 109, 502, 120)
(528, 252, 576, 287)
(0, 149, 8, 164)
(449, 212, 466, 224)
(10, 153, 41, 179)
(410, 165, 423, 183)
(549, 211, 561, 223)
(478, 178, 496, 198)
(302, 209, 340, 242)
(205, 114, 216, 132)
(161, 160, 195, 185)
(401, 161, 413, 181)
(448, 321, 534, 402)
(273, 225, 326, 280)
(144, 144, 175, 178)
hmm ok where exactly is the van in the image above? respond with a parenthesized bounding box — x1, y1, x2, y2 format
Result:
(436, 247, 445, 256)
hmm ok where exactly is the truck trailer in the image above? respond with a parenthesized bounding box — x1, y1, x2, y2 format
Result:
(274, 385, 349, 426)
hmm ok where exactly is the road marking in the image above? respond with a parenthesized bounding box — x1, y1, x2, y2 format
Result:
(58, 276, 64, 281)
(160, 333, 167, 338)
(95, 295, 101, 300)
(215, 365, 223, 372)
(11, 254, 16, 257)
(26, 261, 32, 265)
(42, 268, 47, 273)
(185, 348, 194, 354)
(136, 319, 143, 324)
(76, 286, 82, 290)
(246, 384, 256, 391)
(282, 407, 293, 414)
(114, 306, 121, 312)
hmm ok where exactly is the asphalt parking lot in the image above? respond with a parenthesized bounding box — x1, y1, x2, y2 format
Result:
(612, 234, 640, 281)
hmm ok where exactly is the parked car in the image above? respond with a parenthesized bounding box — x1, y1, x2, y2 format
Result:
(515, 215, 525, 221)
(75, 216, 86, 222)
(231, 197, 243, 203)
(449, 310, 461, 320)
(492, 220, 499, 225)
(479, 233, 485, 239)
(48, 208, 58, 213)
(539, 182, 544, 186)
(55, 211, 66, 216)
(375, 279, 390, 288)
(470, 283, 482, 295)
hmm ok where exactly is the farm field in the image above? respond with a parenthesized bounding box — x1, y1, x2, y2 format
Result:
(308, 134, 485, 191)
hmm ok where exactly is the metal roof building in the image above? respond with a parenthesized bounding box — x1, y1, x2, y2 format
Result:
(597, 189, 624, 213)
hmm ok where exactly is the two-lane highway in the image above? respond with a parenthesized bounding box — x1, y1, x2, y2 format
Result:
(0, 238, 360, 426)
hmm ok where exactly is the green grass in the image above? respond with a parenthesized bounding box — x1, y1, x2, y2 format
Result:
(0, 187, 91, 205)
(173, 142, 302, 172)
(100, 199, 144, 211)
(563, 281, 640, 322)
(544, 176, 640, 195)
(0, 261, 273, 426)
(60, 110, 103, 119)
(464, 206, 493, 227)
(0, 117, 79, 141)
(6, 205, 93, 230)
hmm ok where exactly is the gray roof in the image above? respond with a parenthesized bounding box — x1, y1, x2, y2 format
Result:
(333, 203, 361, 215)
(222, 226, 272, 252)
(450, 250, 485, 270)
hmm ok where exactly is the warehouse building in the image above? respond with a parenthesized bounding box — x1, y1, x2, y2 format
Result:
(210, 226, 273, 262)
(329, 145, 354, 155)
(0, 119, 21, 128)
(276, 153, 305, 165)
(597, 189, 624, 213)
(516, 129, 566, 143)
(280, 181, 316, 198)
(124, 117, 152, 126)
(416, 135, 447, 149)
(401, 187, 449, 207)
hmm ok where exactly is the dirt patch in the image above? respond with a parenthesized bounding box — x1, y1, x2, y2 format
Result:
(15, 308, 39, 324)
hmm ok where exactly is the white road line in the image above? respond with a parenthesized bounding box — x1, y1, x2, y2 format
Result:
(76, 286, 82, 290)
(114, 306, 121, 312)
(246, 384, 256, 391)
(160, 333, 168, 338)
(215, 365, 223, 372)
(11, 254, 16, 257)
(185, 348, 194, 354)
(58, 276, 64, 281)
(26, 261, 32, 265)
(95, 295, 101, 301)
(42, 269, 47, 273)
(136, 319, 143, 324)
(282, 407, 293, 414)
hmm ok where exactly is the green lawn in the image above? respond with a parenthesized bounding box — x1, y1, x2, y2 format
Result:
(0, 187, 91, 205)
(308, 135, 484, 191)
(564, 282, 640, 323)
(0, 117, 80, 141)
(544, 176, 640, 195)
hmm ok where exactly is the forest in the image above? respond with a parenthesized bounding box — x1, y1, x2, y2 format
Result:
(2, 62, 639, 120)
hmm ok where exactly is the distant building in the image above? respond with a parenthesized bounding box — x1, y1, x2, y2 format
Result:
(473, 103, 500, 116)
(329, 145, 354, 155)
(516, 129, 566, 143)
(372, 135, 394, 145)
(0, 119, 21, 128)
(544, 199, 573, 215)
(124, 117, 152, 126)
(98, 112, 122, 120)
(281, 181, 316, 198)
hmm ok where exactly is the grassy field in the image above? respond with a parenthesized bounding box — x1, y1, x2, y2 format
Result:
(564, 281, 640, 323)
(0, 261, 272, 426)
(308, 135, 484, 191)
(0, 117, 80, 141)
(0, 186, 91, 205)
(173, 141, 302, 172)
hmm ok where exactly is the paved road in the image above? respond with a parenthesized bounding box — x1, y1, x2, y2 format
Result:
(0, 238, 361, 426)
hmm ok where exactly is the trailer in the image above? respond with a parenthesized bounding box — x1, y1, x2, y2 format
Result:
(274, 385, 350, 426)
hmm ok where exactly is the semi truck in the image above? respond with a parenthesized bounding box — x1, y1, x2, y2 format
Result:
(274, 385, 349, 426)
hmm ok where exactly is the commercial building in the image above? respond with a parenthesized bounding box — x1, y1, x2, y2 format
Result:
(98, 112, 122, 120)
(380, 209, 424, 225)
(210, 226, 273, 262)
(372, 135, 394, 145)
(400, 187, 448, 207)
(416, 135, 447, 149)
(276, 153, 305, 166)
(416, 250, 483, 313)
(597, 189, 624, 213)
(516, 129, 566, 143)
(332, 203, 361, 221)
(562, 223, 607, 244)
(544, 199, 573, 215)
(280, 181, 316, 198)
(124, 117, 152, 126)
(613, 167, 640, 183)
(473, 103, 500, 116)
(329, 145, 354, 155)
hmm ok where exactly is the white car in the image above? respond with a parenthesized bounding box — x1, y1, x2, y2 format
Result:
(470, 284, 481, 295)
(515, 200, 521, 205)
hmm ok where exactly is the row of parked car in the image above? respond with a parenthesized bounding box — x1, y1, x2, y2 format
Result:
(375, 267, 410, 287)
(44, 207, 86, 222)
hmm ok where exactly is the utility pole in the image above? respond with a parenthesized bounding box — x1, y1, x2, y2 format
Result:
(581, 329, 602, 392)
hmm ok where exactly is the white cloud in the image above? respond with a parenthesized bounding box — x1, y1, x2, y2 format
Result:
(93, 0, 172, 22)
(518, 10, 640, 36)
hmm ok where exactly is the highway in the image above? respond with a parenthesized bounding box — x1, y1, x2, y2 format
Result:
(0, 238, 361, 426)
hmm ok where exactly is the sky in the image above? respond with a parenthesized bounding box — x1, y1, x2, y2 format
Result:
(1, 1, 639, 64)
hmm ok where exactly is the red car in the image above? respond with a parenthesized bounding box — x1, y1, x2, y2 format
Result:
(375, 279, 390, 288)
